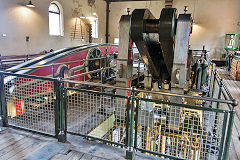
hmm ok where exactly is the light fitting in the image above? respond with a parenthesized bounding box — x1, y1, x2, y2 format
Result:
(184, 6, 189, 13)
(26, 0, 35, 8)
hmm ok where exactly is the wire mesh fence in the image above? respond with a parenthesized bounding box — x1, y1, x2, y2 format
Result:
(66, 88, 129, 146)
(3, 74, 55, 135)
(0, 70, 236, 160)
(134, 96, 228, 160)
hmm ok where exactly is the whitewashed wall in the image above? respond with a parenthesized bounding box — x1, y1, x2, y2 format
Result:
(1, 0, 240, 60)
(108, 0, 240, 59)
(0, 0, 106, 56)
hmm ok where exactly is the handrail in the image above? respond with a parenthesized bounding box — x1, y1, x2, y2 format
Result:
(1, 67, 237, 106)
(0, 70, 235, 105)
(215, 71, 235, 101)
(61, 77, 235, 105)
(5, 43, 118, 72)
(6, 58, 143, 72)
(6, 56, 114, 72)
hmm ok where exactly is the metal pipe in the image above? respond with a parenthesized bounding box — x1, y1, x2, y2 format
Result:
(106, 0, 110, 43)
(8, 64, 56, 72)
(7, 57, 112, 72)
(6, 57, 137, 72)
(66, 66, 116, 79)
(1, 71, 57, 81)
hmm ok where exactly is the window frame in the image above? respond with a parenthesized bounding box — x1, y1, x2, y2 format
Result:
(48, 1, 64, 36)
(89, 15, 98, 39)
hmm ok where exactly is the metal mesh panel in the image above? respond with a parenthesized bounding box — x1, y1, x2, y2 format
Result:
(135, 98, 226, 160)
(67, 89, 128, 146)
(4, 75, 55, 135)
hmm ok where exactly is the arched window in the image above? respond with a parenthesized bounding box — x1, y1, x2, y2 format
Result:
(49, 2, 64, 36)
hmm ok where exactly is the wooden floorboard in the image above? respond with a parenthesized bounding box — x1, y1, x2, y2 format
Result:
(0, 137, 34, 159)
(0, 134, 24, 151)
(8, 140, 44, 160)
(217, 68, 240, 160)
(67, 151, 84, 160)
(79, 153, 93, 160)
(0, 128, 161, 160)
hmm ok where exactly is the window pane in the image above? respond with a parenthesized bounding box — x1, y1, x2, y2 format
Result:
(49, 4, 59, 13)
(49, 13, 60, 35)
(91, 20, 98, 38)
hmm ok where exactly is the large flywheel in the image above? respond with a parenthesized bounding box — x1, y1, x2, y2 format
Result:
(86, 48, 115, 81)
(87, 48, 102, 79)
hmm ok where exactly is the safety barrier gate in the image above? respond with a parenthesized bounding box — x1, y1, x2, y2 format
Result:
(0, 70, 237, 160)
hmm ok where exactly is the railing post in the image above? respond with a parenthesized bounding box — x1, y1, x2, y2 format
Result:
(54, 79, 60, 138)
(134, 99, 139, 148)
(216, 79, 223, 109)
(126, 87, 135, 160)
(54, 78, 66, 142)
(218, 111, 228, 160)
(211, 70, 217, 98)
(64, 89, 68, 134)
(0, 72, 8, 127)
(213, 79, 223, 133)
(222, 109, 235, 160)
(125, 97, 130, 147)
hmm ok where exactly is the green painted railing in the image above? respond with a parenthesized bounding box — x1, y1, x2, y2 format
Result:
(0, 69, 237, 160)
